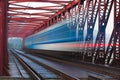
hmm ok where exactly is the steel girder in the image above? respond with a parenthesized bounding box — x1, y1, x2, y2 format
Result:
(8, 0, 79, 37)
(0, 0, 8, 75)
(106, 0, 120, 67)
(78, 0, 89, 42)
(8, 0, 120, 67)
(78, 0, 92, 60)
(92, 0, 114, 64)
(83, 0, 99, 62)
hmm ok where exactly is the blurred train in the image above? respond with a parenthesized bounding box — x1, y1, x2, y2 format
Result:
(24, 20, 86, 59)
(24, 20, 84, 51)
(24, 18, 112, 60)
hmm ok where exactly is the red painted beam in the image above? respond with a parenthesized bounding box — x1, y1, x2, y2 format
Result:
(0, 0, 8, 75)
(9, 17, 48, 21)
(8, 13, 54, 17)
(9, 6, 62, 10)
(49, 0, 79, 19)
(9, 3, 62, 9)
(9, 8, 58, 13)
(9, 0, 72, 4)
(8, 12, 54, 16)
(8, 0, 77, 37)
(8, 10, 55, 15)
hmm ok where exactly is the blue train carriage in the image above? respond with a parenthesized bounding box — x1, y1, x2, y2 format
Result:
(24, 20, 81, 52)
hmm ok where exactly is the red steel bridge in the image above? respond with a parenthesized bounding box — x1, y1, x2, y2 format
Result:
(0, 0, 120, 79)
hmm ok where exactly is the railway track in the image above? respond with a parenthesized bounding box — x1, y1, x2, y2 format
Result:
(8, 50, 30, 78)
(11, 49, 120, 80)
(10, 50, 77, 80)
(33, 54, 120, 79)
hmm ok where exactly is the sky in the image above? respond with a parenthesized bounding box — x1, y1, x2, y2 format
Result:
(8, 37, 22, 49)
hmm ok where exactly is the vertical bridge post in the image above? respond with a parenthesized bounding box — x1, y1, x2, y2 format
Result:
(0, 0, 8, 75)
